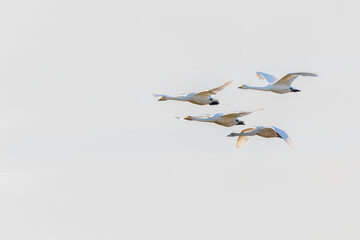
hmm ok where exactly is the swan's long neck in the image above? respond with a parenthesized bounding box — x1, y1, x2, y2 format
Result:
(166, 95, 188, 101)
(232, 132, 252, 136)
(228, 131, 256, 137)
(238, 132, 252, 136)
(227, 132, 241, 137)
(243, 85, 269, 91)
(190, 116, 213, 122)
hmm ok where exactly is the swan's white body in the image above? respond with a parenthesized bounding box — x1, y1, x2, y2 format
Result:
(239, 72, 318, 94)
(153, 81, 232, 105)
(182, 108, 264, 127)
(227, 126, 294, 149)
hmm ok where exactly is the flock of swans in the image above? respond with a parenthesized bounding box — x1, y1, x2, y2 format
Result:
(154, 71, 318, 149)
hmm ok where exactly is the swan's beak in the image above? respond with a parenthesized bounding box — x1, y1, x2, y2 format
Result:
(238, 85, 243, 89)
(184, 116, 191, 120)
(158, 97, 165, 101)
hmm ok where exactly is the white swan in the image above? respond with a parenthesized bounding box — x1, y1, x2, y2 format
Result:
(180, 108, 264, 127)
(239, 72, 318, 94)
(153, 81, 232, 105)
(227, 126, 294, 149)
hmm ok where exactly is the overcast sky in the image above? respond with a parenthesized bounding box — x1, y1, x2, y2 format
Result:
(1, 0, 360, 239)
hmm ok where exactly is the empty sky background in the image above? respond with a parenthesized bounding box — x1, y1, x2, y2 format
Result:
(1, 0, 360, 239)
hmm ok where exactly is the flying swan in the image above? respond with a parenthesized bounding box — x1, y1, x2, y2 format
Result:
(239, 72, 318, 94)
(153, 81, 232, 105)
(179, 108, 264, 127)
(227, 126, 294, 149)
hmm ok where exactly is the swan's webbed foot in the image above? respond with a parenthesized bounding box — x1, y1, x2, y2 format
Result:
(236, 120, 245, 125)
(290, 87, 301, 92)
(209, 101, 219, 105)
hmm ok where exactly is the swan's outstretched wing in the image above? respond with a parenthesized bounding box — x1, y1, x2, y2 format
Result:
(195, 80, 232, 96)
(221, 108, 264, 120)
(256, 72, 278, 84)
(208, 80, 233, 94)
(272, 126, 294, 150)
(236, 127, 256, 148)
(237, 136, 250, 148)
(274, 72, 318, 86)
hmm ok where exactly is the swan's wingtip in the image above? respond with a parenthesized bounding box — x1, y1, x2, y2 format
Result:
(225, 80, 233, 85)
(286, 138, 295, 150)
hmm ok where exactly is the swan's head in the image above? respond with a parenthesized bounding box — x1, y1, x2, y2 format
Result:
(227, 132, 239, 137)
(184, 116, 193, 120)
(158, 96, 167, 101)
(238, 85, 248, 89)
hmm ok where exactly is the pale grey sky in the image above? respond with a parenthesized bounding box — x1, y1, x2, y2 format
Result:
(1, 0, 360, 239)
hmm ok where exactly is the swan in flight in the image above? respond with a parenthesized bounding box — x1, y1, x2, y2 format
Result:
(153, 80, 232, 105)
(227, 126, 294, 149)
(239, 72, 318, 94)
(179, 108, 264, 127)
